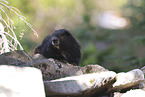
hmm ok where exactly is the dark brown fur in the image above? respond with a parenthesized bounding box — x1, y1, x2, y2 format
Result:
(34, 29, 81, 65)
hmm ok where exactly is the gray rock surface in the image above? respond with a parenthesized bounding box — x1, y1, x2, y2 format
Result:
(108, 69, 144, 93)
(139, 80, 145, 91)
(0, 55, 25, 65)
(32, 53, 46, 60)
(1, 51, 145, 97)
(0, 50, 32, 65)
(1, 50, 32, 62)
(84, 64, 108, 73)
(0, 65, 45, 97)
(141, 66, 145, 78)
(44, 71, 116, 97)
(25, 55, 108, 81)
(25, 58, 84, 80)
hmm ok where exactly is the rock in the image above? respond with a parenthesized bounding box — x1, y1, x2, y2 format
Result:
(114, 92, 124, 97)
(141, 66, 145, 78)
(121, 89, 145, 97)
(1, 50, 32, 62)
(84, 64, 108, 73)
(0, 65, 45, 97)
(0, 55, 25, 65)
(32, 53, 46, 60)
(140, 66, 145, 90)
(44, 71, 116, 97)
(139, 80, 145, 90)
(24, 57, 109, 81)
(108, 69, 144, 93)
(1, 50, 145, 97)
(25, 58, 84, 81)
(0, 50, 33, 66)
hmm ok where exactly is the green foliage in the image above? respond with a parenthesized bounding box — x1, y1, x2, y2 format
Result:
(0, 0, 37, 54)
(96, 0, 145, 72)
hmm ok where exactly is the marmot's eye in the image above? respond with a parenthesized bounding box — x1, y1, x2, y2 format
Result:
(52, 37, 60, 48)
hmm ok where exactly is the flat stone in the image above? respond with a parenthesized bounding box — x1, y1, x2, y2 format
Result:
(0, 50, 33, 66)
(108, 69, 144, 93)
(1, 50, 32, 62)
(44, 71, 116, 97)
(0, 55, 25, 65)
(0, 65, 45, 97)
(121, 89, 145, 97)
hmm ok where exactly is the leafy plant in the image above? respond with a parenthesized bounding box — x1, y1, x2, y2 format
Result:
(0, 0, 37, 54)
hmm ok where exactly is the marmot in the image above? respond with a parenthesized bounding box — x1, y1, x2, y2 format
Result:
(34, 29, 81, 65)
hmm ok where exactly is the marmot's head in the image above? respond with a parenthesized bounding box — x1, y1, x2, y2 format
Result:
(51, 29, 80, 50)
(34, 29, 81, 65)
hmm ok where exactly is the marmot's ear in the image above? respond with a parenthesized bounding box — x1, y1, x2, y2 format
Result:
(63, 29, 71, 36)
(52, 37, 60, 49)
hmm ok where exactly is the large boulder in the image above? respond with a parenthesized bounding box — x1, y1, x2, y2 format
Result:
(0, 65, 45, 97)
